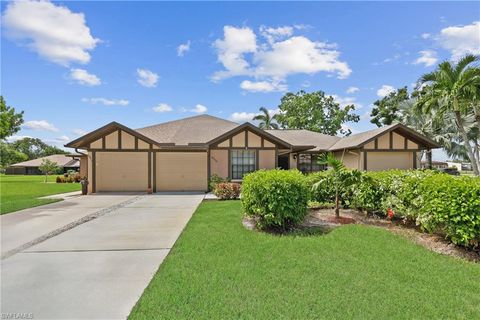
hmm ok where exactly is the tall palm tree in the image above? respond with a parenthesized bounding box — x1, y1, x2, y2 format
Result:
(252, 107, 279, 129)
(418, 54, 480, 175)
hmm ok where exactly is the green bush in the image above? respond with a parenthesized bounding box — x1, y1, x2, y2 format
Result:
(306, 171, 335, 203)
(214, 182, 241, 200)
(241, 169, 309, 230)
(416, 175, 480, 247)
(209, 173, 228, 191)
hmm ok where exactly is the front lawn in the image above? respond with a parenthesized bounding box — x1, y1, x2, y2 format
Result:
(0, 175, 81, 214)
(130, 201, 480, 319)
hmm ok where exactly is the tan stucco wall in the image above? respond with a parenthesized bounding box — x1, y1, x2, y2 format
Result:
(392, 132, 404, 149)
(138, 140, 150, 149)
(377, 133, 390, 149)
(232, 132, 245, 147)
(259, 150, 276, 169)
(87, 152, 93, 193)
(156, 152, 207, 191)
(364, 140, 375, 149)
(334, 150, 361, 170)
(248, 131, 262, 147)
(407, 140, 418, 149)
(79, 156, 88, 178)
(105, 131, 118, 149)
(367, 152, 414, 171)
(218, 139, 230, 147)
(96, 152, 148, 191)
(91, 138, 102, 149)
(210, 149, 228, 179)
(122, 132, 135, 149)
(263, 139, 275, 148)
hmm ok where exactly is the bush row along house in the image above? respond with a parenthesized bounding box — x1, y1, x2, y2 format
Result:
(64, 114, 439, 193)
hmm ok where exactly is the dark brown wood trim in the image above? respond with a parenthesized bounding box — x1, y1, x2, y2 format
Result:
(227, 149, 231, 179)
(229, 137, 232, 148)
(135, 137, 138, 150)
(404, 137, 408, 149)
(153, 151, 156, 193)
(256, 149, 259, 170)
(88, 149, 208, 153)
(118, 130, 122, 149)
(389, 131, 393, 149)
(207, 148, 211, 189)
(92, 151, 96, 193)
(374, 138, 378, 149)
(361, 149, 421, 152)
(363, 150, 367, 171)
(209, 147, 276, 150)
(148, 151, 151, 189)
(245, 130, 248, 148)
(275, 147, 278, 168)
(149, 144, 153, 150)
(261, 137, 264, 148)
(102, 137, 106, 149)
(413, 151, 417, 169)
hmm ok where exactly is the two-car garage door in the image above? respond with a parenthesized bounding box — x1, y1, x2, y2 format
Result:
(95, 151, 207, 192)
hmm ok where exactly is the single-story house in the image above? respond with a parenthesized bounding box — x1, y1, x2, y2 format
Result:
(5, 154, 81, 175)
(65, 114, 439, 193)
(446, 161, 473, 172)
(421, 160, 448, 170)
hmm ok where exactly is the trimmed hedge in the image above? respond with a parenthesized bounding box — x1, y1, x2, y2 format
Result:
(242, 169, 309, 230)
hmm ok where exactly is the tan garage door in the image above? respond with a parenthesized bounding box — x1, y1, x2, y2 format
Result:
(96, 152, 148, 191)
(367, 152, 413, 171)
(156, 152, 207, 191)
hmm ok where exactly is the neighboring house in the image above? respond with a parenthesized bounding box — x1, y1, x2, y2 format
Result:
(421, 160, 448, 169)
(446, 161, 473, 172)
(65, 115, 439, 193)
(5, 154, 81, 175)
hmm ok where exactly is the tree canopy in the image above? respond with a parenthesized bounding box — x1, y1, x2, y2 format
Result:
(10, 137, 67, 160)
(274, 90, 360, 136)
(252, 107, 279, 129)
(0, 96, 24, 140)
(370, 87, 409, 127)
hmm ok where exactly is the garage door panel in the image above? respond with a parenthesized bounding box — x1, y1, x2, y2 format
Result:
(96, 152, 148, 191)
(367, 152, 413, 171)
(156, 152, 207, 191)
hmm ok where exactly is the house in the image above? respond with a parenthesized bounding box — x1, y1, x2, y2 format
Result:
(65, 115, 439, 193)
(5, 154, 81, 175)
(421, 160, 448, 170)
(446, 161, 473, 172)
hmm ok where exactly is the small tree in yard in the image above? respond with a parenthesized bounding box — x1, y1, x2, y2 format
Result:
(313, 153, 361, 218)
(39, 159, 59, 183)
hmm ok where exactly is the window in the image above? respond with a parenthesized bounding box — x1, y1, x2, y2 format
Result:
(231, 150, 256, 179)
(298, 154, 325, 173)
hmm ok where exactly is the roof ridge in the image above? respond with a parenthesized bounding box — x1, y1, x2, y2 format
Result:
(135, 114, 237, 131)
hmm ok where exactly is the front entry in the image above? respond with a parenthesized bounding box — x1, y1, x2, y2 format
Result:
(278, 154, 289, 170)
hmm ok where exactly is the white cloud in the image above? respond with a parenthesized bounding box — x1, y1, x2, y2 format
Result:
(438, 21, 480, 60)
(177, 41, 191, 57)
(377, 85, 395, 97)
(421, 33, 431, 39)
(72, 128, 87, 136)
(413, 50, 438, 67)
(212, 26, 257, 81)
(341, 123, 359, 135)
(152, 103, 173, 113)
(346, 86, 359, 94)
(212, 25, 351, 84)
(2, 0, 99, 66)
(81, 97, 129, 106)
(136, 68, 159, 88)
(240, 80, 287, 93)
(229, 108, 279, 123)
(70, 68, 101, 86)
(329, 94, 363, 110)
(6, 135, 32, 142)
(55, 135, 70, 143)
(191, 104, 207, 114)
(22, 120, 59, 132)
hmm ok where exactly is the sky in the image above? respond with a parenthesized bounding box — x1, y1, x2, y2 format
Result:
(1, 1, 479, 160)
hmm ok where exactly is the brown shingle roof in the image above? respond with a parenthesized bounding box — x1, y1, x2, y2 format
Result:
(135, 115, 239, 145)
(10, 154, 80, 168)
(265, 129, 340, 151)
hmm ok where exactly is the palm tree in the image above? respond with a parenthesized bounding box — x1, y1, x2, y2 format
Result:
(252, 107, 279, 129)
(418, 54, 480, 175)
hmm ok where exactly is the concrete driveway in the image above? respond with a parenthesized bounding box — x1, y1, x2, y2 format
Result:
(1, 193, 204, 319)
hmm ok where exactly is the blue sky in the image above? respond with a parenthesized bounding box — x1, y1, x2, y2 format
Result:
(2, 1, 479, 160)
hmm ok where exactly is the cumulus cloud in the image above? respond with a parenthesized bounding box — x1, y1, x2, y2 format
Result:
(240, 80, 287, 93)
(229, 108, 279, 123)
(6, 135, 33, 142)
(81, 97, 129, 106)
(413, 50, 438, 67)
(421, 33, 431, 39)
(55, 135, 70, 143)
(72, 128, 87, 136)
(346, 86, 359, 94)
(22, 120, 59, 132)
(329, 94, 363, 110)
(212, 25, 351, 86)
(2, 0, 99, 66)
(191, 104, 207, 114)
(136, 68, 159, 88)
(152, 103, 173, 113)
(377, 85, 395, 97)
(177, 41, 191, 57)
(438, 21, 480, 60)
(70, 68, 101, 86)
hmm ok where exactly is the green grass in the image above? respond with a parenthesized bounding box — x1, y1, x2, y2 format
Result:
(0, 175, 81, 214)
(130, 201, 480, 319)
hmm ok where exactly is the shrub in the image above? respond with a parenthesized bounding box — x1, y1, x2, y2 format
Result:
(306, 171, 335, 203)
(415, 175, 480, 247)
(214, 182, 241, 200)
(209, 173, 228, 191)
(241, 169, 309, 230)
(73, 173, 82, 183)
(56, 176, 65, 183)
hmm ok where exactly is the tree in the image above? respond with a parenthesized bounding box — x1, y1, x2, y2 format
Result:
(39, 159, 59, 183)
(11, 138, 67, 160)
(0, 96, 24, 140)
(252, 107, 279, 129)
(418, 54, 480, 175)
(274, 90, 360, 136)
(312, 153, 361, 218)
(370, 87, 409, 127)
(0, 142, 28, 169)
